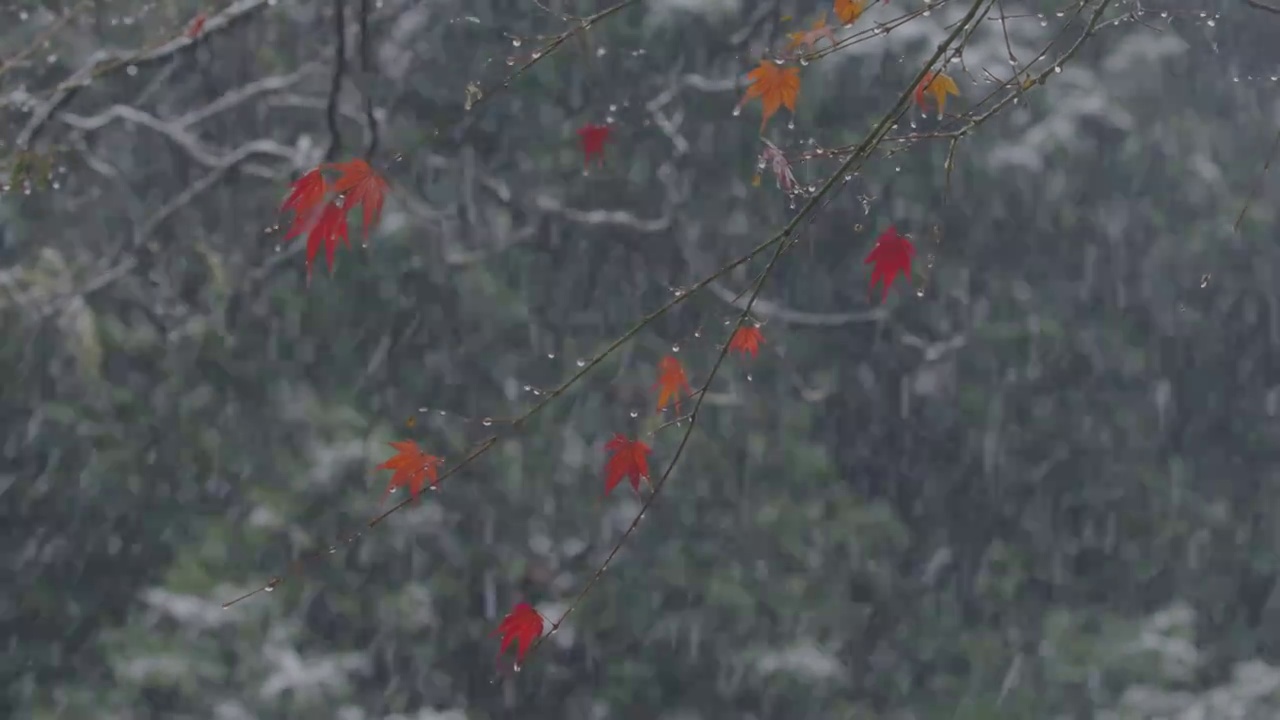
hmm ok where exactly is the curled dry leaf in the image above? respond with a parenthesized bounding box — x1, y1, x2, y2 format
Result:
(756, 138, 797, 194)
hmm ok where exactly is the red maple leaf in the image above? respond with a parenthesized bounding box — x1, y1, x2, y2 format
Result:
(279, 168, 328, 239)
(654, 355, 692, 414)
(285, 199, 350, 281)
(492, 602, 545, 666)
(576, 123, 611, 167)
(375, 440, 443, 502)
(864, 225, 915, 301)
(728, 325, 765, 358)
(185, 12, 207, 39)
(325, 158, 388, 242)
(603, 434, 651, 496)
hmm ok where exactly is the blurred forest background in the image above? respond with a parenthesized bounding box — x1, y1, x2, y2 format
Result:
(3, 0, 1280, 717)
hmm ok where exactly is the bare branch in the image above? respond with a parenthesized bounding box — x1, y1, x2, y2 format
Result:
(57, 104, 295, 170)
(9, 0, 271, 149)
(324, 0, 348, 161)
(1244, 0, 1280, 13)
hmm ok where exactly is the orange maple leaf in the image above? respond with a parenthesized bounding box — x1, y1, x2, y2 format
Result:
(492, 602, 545, 667)
(914, 71, 960, 118)
(736, 61, 801, 132)
(834, 0, 867, 25)
(653, 355, 693, 415)
(324, 158, 388, 242)
(787, 15, 837, 55)
(603, 434, 652, 496)
(728, 325, 765, 359)
(375, 440, 443, 502)
(279, 168, 328, 239)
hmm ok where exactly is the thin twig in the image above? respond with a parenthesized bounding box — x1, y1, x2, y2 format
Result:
(324, 0, 347, 162)
(1234, 126, 1280, 232)
(358, 0, 379, 158)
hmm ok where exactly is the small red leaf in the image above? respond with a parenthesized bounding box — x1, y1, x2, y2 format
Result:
(492, 602, 544, 666)
(185, 13, 207, 39)
(603, 434, 652, 496)
(728, 325, 765, 358)
(376, 440, 443, 502)
(864, 225, 915, 301)
(653, 355, 692, 415)
(577, 123, 611, 167)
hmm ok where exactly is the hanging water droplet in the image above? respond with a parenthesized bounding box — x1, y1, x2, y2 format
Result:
(328, 546, 337, 553)
(1206, 18, 1215, 26)
(1040, 19, 1047, 26)
(916, 287, 926, 297)
(482, 417, 493, 427)
(799, 57, 809, 66)
(672, 343, 680, 352)
(787, 119, 795, 130)
(1200, 274, 1210, 288)
(513, 663, 522, 672)
(126, 64, 138, 76)
(575, 358, 587, 367)
(630, 409, 639, 418)
(693, 329, 702, 338)
(746, 374, 753, 382)
(512, 37, 523, 46)
(547, 352, 556, 359)
(732, 106, 742, 117)
(506, 57, 516, 66)
(418, 407, 429, 412)
(1053, 66, 1062, 74)
(389, 486, 397, 493)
